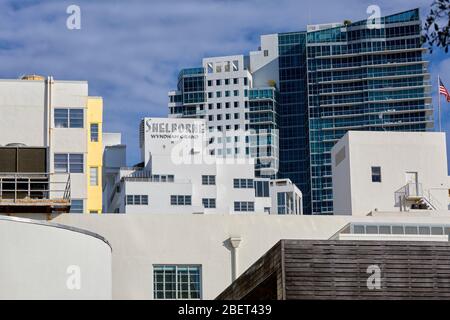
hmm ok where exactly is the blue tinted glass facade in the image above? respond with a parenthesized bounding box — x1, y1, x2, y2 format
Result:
(178, 68, 205, 105)
(249, 88, 279, 177)
(277, 32, 311, 213)
(306, 9, 432, 214)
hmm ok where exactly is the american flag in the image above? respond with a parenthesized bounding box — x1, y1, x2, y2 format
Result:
(440, 79, 450, 102)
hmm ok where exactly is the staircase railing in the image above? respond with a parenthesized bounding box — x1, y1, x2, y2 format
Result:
(394, 182, 442, 211)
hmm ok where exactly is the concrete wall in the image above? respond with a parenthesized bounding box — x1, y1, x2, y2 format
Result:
(52, 212, 450, 300)
(0, 216, 111, 299)
(53, 214, 348, 299)
(0, 80, 47, 146)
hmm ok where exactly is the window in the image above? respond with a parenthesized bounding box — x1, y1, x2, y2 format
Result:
(90, 167, 98, 186)
(208, 103, 213, 110)
(208, 92, 213, 99)
(201, 175, 216, 185)
(244, 78, 248, 86)
(170, 195, 192, 205)
(90, 123, 99, 142)
(234, 201, 255, 212)
(264, 49, 269, 57)
(54, 108, 84, 128)
(207, 80, 212, 86)
(154, 265, 202, 299)
(225, 102, 230, 108)
(126, 195, 134, 205)
(202, 198, 216, 208)
(216, 79, 221, 86)
(216, 103, 221, 109)
(371, 166, 381, 182)
(226, 114, 231, 120)
(70, 199, 84, 213)
(225, 79, 230, 85)
(232, 60, 239, 71)
(233, 78, 238, 85)
(234, 101, 239, 108)
(234, 113, 239, 119)
(216, 91, 222, 98)
(54, 154, 84, 173)
(233, 178, 254, 188)
(126, 195, 148, 205)
(225, 90, 230, 97)
(255, 180, 269, 197)
(54, 109, 68, 128)
(233, 90, 239, 97)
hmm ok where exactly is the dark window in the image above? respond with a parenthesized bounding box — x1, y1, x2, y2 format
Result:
(202, 198, 216, 208)
(371, 166, 381, 182)
(202, 175, 216, 185)
(54, 153, 83, 173)
(90, 123, 99, 142)
(70, 199, 83, 213)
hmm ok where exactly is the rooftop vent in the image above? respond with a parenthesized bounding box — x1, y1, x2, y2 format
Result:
(20, 74, 45, 81)
(5, 143, 27, 147)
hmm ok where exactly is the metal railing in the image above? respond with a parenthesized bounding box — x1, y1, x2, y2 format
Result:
(395, 182, 423, 201)
(0, 172, 71, 204)
(394, 182, 442, 211)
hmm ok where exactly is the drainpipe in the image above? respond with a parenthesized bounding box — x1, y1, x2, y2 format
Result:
(229, 237, 242, 282)
(46, 76, 54, 165)
(46, 76, 54, 220)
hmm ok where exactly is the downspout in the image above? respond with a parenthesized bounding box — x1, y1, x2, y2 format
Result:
(46, 76, 53, 164)
(229, 237, 242, 282)
(46, 76, 53, 220)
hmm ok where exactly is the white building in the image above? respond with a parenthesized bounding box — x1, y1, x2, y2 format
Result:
(104, 117, 301, 214)
(0, 76, 103, 214)
(168, 37, 280, 178)
(102, 132, 126, 213)
(270, 178, 303, 215)
(332, 131, 450, 216)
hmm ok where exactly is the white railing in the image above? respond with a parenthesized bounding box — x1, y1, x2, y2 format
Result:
(394, 182, 442, 211)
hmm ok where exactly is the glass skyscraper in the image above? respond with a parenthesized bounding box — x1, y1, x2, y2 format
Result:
(305, 9, 432, 214)
(277, 32, 311, 213)
(168, 8, 432, 215)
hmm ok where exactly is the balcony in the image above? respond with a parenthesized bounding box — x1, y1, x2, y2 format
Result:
(0, 173, 71, 214)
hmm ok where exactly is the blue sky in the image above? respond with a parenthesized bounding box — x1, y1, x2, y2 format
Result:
(0, 0, 448, 166)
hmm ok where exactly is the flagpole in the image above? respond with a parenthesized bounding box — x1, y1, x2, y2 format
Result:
(438, 75, 442, 132)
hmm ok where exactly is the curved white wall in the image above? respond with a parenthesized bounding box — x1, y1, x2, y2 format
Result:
(0, 216, 112, 300)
